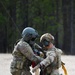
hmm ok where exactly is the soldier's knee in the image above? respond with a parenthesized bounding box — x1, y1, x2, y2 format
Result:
(10, 69, 22, 75)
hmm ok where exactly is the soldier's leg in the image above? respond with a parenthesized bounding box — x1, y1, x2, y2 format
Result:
(11, 69, 22, 75)
(11, 69, 32, 75)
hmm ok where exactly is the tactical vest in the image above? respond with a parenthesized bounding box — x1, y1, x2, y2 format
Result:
(43, 48, 62, 74)
(50, 48, 62, 69)
(11, 44, 31, 70)
(55, 48, 62, 69)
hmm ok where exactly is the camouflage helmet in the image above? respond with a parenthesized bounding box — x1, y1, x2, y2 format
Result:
(40, 33, 54, 47)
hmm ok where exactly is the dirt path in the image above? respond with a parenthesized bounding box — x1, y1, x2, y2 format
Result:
(0, 54, 75, 75)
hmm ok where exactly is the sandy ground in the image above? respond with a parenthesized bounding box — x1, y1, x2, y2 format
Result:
(0, 54, 75, 75)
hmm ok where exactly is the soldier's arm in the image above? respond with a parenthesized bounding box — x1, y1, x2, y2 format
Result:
(32, 51, 56, 72)
(18, 42, 43, 63)
(40, 51, 56, 67)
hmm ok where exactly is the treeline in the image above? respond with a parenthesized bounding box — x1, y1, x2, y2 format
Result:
(0, 0, 75, 54)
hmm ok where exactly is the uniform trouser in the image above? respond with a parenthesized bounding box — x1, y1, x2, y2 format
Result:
(11, 69, 32, 75)
(40, 69, 59, 75)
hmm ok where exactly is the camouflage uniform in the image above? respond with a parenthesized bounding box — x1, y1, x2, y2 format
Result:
(40, 46, 62, 75)
(10, 39, 43, 75)
(32, 33, 63, 75)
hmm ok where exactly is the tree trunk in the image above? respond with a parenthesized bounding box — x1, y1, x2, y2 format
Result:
(71, 0, 75, 55)
(21, 0, 28, 28)
(8, 0, 17, 52)
(62, 0, 74, 54)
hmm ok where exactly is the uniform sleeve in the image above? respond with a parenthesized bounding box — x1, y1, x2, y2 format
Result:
(57, 48, 63, 54)
(18, 41, 43, 63)
(40, 51, 56, 67)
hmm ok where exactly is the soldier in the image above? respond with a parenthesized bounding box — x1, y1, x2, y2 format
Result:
(32, 33, 63, 75)
(10, 27, 43, 75)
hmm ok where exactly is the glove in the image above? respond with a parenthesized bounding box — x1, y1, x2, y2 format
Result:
(32, 63, 45, 73)
(40, 64, 45, 71)
(32, 62, 36, 68)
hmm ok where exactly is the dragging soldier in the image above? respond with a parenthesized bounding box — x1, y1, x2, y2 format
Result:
(10, 27, 43, 75)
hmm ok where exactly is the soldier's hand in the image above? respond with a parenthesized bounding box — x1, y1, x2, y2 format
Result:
(32, 64, 40, 73)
